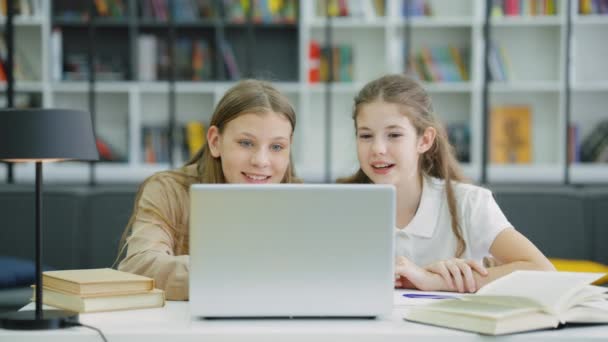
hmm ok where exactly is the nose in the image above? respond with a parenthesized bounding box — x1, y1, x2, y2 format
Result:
(371, 138, 387, 155)
(251, 148, 270, 168)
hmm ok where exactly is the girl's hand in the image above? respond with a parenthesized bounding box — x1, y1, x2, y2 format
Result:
(394, 256, 449, 291)
(424, 259, 488, 293)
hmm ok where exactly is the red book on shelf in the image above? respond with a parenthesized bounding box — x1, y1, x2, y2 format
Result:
(309, 40, 321, 83)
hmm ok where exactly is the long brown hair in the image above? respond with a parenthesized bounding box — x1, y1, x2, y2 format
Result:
(338, 74, 468, 257)
(114, 80, 300, 266)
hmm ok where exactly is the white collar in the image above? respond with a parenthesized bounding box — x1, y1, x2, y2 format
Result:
(402, 176, 444, 238)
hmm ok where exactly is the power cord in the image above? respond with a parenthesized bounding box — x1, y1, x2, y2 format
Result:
(64, 321, 108, 342)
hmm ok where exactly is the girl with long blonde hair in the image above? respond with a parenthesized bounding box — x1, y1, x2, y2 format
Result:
(116, 80, 300, 300)
(339, 74, 554, 293)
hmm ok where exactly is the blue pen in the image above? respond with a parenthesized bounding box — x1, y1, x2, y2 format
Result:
(402, 293, 458, 300)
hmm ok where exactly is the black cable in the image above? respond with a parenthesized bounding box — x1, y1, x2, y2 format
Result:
(65, 322, 108, 342)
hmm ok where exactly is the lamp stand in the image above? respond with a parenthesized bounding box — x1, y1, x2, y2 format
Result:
(0, 162, 79, 330)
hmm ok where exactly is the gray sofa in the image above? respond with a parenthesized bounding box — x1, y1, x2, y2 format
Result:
(1, 183, 607, 312)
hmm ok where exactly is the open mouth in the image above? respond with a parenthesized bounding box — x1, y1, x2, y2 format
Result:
(371, 163, 395, 174)
(242, 172, 271, 183)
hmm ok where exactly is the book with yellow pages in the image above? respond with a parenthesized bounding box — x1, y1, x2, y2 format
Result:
(33, 287, 165, 313)
(404, 271, 608, 335)
(43, 268, 154, 296)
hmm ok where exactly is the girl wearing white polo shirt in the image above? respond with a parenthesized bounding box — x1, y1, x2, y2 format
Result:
(338, 74, 555, 293)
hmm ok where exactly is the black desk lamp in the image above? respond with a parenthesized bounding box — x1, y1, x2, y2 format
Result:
(0, 109, 99, 329)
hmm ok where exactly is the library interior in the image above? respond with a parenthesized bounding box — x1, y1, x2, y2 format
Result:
(1, 0, 608, 340)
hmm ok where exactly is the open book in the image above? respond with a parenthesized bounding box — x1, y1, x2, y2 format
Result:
(404, 271, 608, 335)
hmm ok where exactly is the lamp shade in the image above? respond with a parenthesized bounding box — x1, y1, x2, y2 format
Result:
(0, 109, 99, 161)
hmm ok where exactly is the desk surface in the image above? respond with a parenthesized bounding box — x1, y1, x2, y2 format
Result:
(2, 294, 608, 342)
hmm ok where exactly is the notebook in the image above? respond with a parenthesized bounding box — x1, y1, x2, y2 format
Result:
(189, 184, 395, 318)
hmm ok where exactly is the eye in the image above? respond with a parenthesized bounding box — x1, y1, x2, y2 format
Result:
(358, 133, 372, 140)
(238, 140, 253, 148)
(270, 144, 284, 152)
(388, 132, 403, 139)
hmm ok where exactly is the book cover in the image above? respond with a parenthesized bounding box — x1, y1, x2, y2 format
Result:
(34, 286, 165, 313)
(43, 268, 155, 296)
(490, 105, 532, 164)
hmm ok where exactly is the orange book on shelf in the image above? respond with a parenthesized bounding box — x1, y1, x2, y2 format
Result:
(490, 105, 532, 164)
(309, 40, 321, 83)
(0, 62, 6, 81)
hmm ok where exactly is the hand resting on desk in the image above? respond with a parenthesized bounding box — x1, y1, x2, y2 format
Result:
(394, 256, 488, 293)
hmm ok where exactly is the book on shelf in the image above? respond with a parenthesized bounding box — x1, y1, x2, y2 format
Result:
(568, 123, 581, 163)
(0, 0, 41, 18)
(447, 122, 471, 163)
(580, 120, 608, 163)
(404, 271, 608, 335)
(402, 0, 433, 17)
(490, 105, 532, 164)
(33, 286, 165, 313)
(579, 0, 608, 15)
(223, 0, 297, 24)
(488, 41, 511, 82)
(184, 121, 206, 159)
(407, 46, 469, 83)
(316, 0, 384, 19)
(314, 41, 353, 83)
(42, 268, 155, 296)
(0, 36, 37, 81)
(491, 0, 558, 17)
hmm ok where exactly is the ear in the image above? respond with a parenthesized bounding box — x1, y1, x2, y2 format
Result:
(207, 125, 222, 158)
(417, 126, 437, 154)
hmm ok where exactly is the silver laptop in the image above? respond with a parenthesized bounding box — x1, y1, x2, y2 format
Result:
(189, 184, 395, 318)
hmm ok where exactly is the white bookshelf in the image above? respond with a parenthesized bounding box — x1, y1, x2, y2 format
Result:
(2, 0, 607, 184)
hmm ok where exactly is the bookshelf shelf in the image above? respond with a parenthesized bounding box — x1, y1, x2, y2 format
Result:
(570, 164, 608, 183)
(488, 164, 563, 183)
(51, 82, 133, 92)
(491, 16, 562, 27)
(138, 20, 217, 28)
(572, 82, 608, 92)
(399, 17, 474, 27)
(308, 83, 364, 93)
(0, 16, 44, 26)
(52, 18, 130, 27)
(573, 15, 608, 25)
(310, 18, 386, 28)
(1, 81, 43, 92)
(423, 82, 473, 93)
(489, 81, 562, 92)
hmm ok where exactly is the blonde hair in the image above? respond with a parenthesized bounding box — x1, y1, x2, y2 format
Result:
(338, 74, 467, 257)
(115, 80, 300, 266)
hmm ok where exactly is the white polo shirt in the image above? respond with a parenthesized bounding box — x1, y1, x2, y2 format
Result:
(395, 176, 512, 265)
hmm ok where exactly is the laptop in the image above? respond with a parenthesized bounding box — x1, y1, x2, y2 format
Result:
(189, 184, 395, 318)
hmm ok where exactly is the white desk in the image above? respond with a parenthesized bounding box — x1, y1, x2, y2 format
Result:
(2, 297, 608, 341)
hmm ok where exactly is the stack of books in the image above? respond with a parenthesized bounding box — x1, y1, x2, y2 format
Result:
(33, 268, 165, 313)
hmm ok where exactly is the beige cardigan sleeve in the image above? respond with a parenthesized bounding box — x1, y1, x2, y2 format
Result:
(118, 174, 190, 300)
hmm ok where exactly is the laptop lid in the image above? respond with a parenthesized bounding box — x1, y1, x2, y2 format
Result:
(189, 184, 395, 318)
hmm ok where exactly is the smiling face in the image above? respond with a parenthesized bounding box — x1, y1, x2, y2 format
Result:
(355, 101, 434, 188)
(207, 111, 293, 184)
